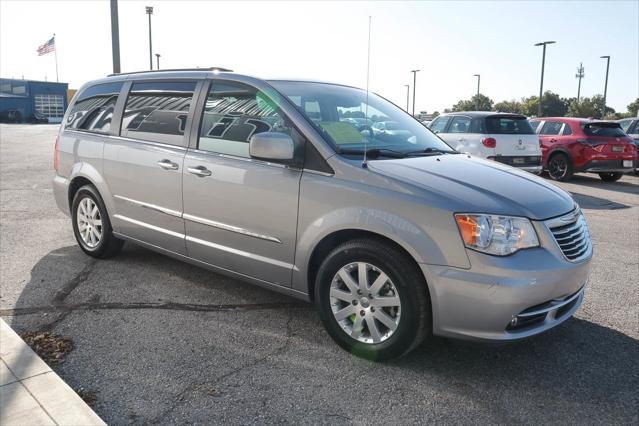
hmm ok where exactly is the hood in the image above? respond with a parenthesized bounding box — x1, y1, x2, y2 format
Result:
(367, 154, 574, 221)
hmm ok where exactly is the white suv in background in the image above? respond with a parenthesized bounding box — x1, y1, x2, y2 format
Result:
(429, 112, 542, 173)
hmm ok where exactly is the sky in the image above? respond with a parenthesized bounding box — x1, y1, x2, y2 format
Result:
(1, 0, 637, 114)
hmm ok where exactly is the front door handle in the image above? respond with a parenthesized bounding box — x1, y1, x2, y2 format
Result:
(158, 159, 179, 170)
(187, 166, 212, 177)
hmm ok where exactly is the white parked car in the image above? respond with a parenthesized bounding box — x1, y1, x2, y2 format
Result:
(429, 112, 542, 173)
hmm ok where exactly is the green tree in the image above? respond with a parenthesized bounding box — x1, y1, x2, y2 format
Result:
(539, 91, 568, 117)
(627, 98, 639, 116)
(431, 111, 440, 118)
(520, 96, 539, 117)
(565, 95, 614, 118)
(451, 93, 493, 112)
(493, 100, 523, 113)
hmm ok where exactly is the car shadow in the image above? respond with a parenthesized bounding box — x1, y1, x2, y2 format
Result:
(567, 174, 639, 196)
(570, 192, 630, 210)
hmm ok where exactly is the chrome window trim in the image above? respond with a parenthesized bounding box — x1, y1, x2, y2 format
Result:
(105, 134, 188, 151)
(114, 195, 182, 218)
(187, 148, 292, 170)
(183, 213, 282, 244)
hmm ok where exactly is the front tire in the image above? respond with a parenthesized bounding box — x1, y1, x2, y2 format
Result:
(71, 185, 123, 258)
(547, 152, 573, 181)
(315, 239, 431, 361)
(598, 172, 623, 182)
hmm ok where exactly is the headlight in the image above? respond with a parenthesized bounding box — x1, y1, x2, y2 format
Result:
(455, 214, 539, 256)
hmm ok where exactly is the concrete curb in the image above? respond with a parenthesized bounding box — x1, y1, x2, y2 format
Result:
(0, 319, 105, 425)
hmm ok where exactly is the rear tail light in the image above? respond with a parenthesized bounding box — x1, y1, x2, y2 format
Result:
(482, 137, 496, 148)
(53, 135, 59, 172)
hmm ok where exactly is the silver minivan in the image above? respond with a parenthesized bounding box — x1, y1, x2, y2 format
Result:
(53, 69, 592, 360)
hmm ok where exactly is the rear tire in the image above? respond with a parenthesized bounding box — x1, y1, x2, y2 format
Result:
(547, 152, 573, 181)
(598, 172, 623, 182)
(71, 185, 124, 258)
(314, 239, 431, 361)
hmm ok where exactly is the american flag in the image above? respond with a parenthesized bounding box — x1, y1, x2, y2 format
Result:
(37, 37, 55, 56)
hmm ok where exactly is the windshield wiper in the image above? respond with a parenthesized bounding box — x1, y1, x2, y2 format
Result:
(336, 147, 407, 159)
(405, 147, 458, 156)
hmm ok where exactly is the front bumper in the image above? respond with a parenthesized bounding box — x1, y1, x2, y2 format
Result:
(420, 217, 592, 341)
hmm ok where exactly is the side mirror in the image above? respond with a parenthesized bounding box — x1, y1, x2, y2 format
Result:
(249, 132, 295, 162)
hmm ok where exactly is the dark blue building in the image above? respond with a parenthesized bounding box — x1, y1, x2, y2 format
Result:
(0, 78, 69, 123)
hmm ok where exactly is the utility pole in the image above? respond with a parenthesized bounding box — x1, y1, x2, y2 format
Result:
(404, 84, 410, 112)
(600, 55, 610, 119)
(575, 63, 584, 102)
(155, 53, 161, 70)
(411, 70, 420, 117)
(534, 41, 556, 117)
(473, 74, 480, 110)
(146, 6, 154, 70)
(110, 0, 121, 74)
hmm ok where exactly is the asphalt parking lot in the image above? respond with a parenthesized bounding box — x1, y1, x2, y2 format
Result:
(1, 124, 638, 424)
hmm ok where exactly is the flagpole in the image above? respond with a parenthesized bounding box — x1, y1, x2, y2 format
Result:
(53, 34, 59, 82)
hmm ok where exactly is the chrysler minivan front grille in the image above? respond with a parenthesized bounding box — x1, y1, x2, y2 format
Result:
(546, 209, 592, 262)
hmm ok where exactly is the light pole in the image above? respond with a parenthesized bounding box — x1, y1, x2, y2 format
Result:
(600, 55, 610, 119)
(473, 74, 480, 110)
(411, 70, 420, 117)
(575, 63, 585, 102)
(155, 53, 161, 70)
(110, 0, 121, 74)
(404, 84, 410, 112)
(146, 6, 154, 70)
(534, 41, 555, 117)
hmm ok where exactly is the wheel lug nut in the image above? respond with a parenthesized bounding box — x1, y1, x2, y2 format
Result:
(371, 307, 375, 312)
(352, 300, 358, 305)
(357, 290, 362, 295)
(368, 294, 372, 298)
(360, 310, 365, 316)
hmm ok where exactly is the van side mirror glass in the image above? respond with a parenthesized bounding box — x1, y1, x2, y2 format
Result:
(249, 132, 295, 162)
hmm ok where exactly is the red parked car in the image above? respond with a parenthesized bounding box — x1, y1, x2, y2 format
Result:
(529, 117, 637, 182)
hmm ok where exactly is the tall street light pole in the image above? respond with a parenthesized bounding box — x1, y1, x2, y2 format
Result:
(110, 0, 121, 74)
(473, 74, 480, 110)
(155, 53, 161, 70)
(600, 55, 610, 119)
(575, 63, 585, 102)
(146, 6, 154, 70)
(404, 84, 410, 112)
(411, 70, 420, 117)
(534, 41, 555, 117)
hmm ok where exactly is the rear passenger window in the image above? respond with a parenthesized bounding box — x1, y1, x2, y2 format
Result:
(429, 116, 450, 133)
(540, 121, 563, 135)
(529, 121, 541, 132)
(198, 82, 302, 158)
(449, 116, 471, 133)
(121, 81, 196, 145)
(562, 123, 573, 135)
(65, 82, 123, 133)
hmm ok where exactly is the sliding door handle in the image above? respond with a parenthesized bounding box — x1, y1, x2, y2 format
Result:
(158, 159, 179, 170)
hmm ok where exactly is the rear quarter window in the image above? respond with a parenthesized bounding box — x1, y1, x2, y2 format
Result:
(486, 117, 534, 134)
(65, 82, 123, 133)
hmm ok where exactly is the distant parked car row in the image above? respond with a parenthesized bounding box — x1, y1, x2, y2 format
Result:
(425, 112, 638, 182)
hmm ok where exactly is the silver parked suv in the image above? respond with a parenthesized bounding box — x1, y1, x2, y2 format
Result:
(53, 69, 592, 360)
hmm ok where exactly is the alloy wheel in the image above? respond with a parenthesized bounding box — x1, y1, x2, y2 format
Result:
(549, 156, 567, 180)
(329, 262, 401, 344)
(76, 197, 103, 248)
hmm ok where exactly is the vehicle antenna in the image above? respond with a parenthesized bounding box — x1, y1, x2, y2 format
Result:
(363, 16, 371, 168)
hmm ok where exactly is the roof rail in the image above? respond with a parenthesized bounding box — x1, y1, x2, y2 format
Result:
(107, 67, 233, 77)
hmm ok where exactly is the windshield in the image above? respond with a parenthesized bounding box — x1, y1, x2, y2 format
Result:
(486, 116, 535, 134)
(581, 122, 626, 137)
(269, 81, 454, 157)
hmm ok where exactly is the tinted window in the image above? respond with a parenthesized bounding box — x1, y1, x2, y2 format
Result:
(540, 121, 563, 135)
(449, 116, 471, 133)
(198, 82, 302, 159)
(65, 82, 123, 133)
(581, 122, 627, 137)
(429, 116, 450, 133)
(486, 117, 535, 134)
(529, 120, 541, 131)
(618, 119, 632, 132)
(562, 123, 573, 135)
(121, 81, 196, 145)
